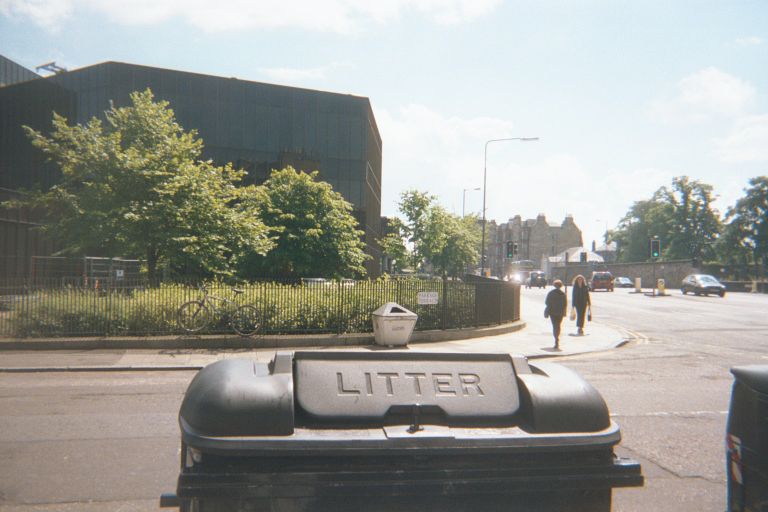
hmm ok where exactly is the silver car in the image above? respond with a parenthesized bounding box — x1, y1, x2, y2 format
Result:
(681, 274, 726, 297)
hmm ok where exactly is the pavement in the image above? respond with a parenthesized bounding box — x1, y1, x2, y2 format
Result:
(0, 294, 633, 372)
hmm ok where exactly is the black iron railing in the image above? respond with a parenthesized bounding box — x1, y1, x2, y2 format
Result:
(0, 277, 519, 338)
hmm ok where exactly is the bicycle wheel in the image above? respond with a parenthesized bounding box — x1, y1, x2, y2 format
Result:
(177, 301, 212, 333)
(231, 305, 260, 337)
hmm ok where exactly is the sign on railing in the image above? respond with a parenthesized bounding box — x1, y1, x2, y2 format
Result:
(417, 291, 439, 305)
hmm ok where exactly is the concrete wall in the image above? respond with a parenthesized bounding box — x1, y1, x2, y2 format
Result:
(550, 259, 697, 288)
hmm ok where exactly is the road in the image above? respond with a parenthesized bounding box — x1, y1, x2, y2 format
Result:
(523, 285, 768, 511)
(1, 288, 767, 511)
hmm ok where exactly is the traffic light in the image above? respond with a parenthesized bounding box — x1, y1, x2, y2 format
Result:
(513, 243, 519, 256)
(650, 238, 661, 259)
(506, 241, 514, 258)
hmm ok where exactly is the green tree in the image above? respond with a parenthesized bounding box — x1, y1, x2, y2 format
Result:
(723, 176, 768, 280)
(659, 176, 721, 260)
(421, 210, 481, 277)
(613, 197, 673, 262)
(397, 190, 434, 264)
(396, 190, 480, 277)
(613, 176, 720, 262)
(243, 167, 369, 279)
(378, 217, 410, 273)
(10, 89, 272, 282)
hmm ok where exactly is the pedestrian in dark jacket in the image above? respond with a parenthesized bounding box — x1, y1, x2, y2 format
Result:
(544, 279, 567, 349)
(571, 274, 591, 335)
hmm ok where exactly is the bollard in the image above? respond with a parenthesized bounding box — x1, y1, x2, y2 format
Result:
(657, 279, 665, 295)
(634, 277, 642, 292)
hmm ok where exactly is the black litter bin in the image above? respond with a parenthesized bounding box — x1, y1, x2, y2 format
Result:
(727, 365, 768, 512)
(161, 351, 643, 512)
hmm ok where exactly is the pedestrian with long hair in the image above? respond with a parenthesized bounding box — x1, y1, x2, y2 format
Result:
(571, 274, 591, 335)
(544, 279, 567, 349)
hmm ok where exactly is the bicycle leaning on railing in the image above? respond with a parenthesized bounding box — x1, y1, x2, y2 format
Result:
(176, 285, 260, 336)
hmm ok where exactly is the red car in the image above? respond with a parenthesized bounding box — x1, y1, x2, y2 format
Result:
(589, 271, 614, 291)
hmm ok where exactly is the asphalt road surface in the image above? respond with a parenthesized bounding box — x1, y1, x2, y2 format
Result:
(526, 285, 768, 512)
(1, 287, 767, 511)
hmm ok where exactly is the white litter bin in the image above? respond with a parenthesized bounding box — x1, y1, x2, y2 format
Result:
(371, 302, 418, 346)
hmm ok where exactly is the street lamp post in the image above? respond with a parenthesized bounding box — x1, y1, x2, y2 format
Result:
(480, 137, 539, 277)
(462, 187, 481, 217)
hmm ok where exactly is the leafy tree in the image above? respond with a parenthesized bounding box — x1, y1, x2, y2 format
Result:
(395, 190, 480, 277)
(242, 167, 369, 279)
(10, 89, 272, 282)
(659, 176, 721, 260)
(613, 176, 720, 262)
(723, 176, 768, 279)
(421, 210, 481, 277)
(378, 217, 410, 273)
(397, 190, 434, 263)
(613, 197, 673, 262)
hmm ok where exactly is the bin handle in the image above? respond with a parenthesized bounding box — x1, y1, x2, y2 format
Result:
(407, 404, 424, 434)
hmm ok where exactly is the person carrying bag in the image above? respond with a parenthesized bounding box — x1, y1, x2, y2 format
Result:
(571, 274, 591, 336)
(544, 280, 567, 350)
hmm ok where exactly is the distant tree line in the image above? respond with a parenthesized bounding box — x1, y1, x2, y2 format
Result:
(6, 90, 368, 283)
(610, 175, 768, 277)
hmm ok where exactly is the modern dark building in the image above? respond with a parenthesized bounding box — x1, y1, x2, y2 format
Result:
(0, 55, 39, 87)
(0, 59, 383, 277)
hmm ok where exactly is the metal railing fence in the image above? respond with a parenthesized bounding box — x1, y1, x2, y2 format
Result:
(0, 277, 519, 339)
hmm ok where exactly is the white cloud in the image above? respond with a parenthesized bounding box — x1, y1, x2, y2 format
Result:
(650, 67, 756, 124)
(1, 0, 501, 33)
(374, 103, 518, 216)
(735, 36, 764, 47)
(714, 114, 768, 163)
(374, 102, 658, 247)
(409, 0, 501, 25)
(0, 0, 72, 31)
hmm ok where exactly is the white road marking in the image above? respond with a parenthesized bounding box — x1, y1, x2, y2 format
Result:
(611, 410, 728, 418)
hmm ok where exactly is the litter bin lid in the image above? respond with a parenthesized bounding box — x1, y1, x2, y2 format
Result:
(731, 365, 768, 394)
(294, 351, 519, 424)
(371, 302, 417, 318)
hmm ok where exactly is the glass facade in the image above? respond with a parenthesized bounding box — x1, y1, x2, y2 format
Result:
(0, 61, 383, 277)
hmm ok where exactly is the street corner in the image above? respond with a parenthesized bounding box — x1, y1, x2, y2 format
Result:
(523, 319, 633, 359)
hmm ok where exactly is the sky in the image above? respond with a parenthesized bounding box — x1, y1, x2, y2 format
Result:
(1, 0, 767, 248)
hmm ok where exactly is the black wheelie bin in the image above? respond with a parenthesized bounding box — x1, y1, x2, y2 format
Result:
(161, 351, 643, 512)
(727, 365, 768, 512)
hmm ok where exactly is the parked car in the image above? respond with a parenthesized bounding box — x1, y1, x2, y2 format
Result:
(614, 276, 633, 288)
(681, 274, 726, 297)
(589, 271, 614, 291)
(527, 271, 547, 289)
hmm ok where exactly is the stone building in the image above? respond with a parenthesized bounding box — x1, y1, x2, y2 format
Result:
(486, 213, 583, 278)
